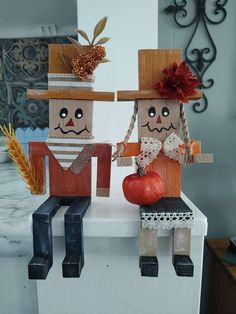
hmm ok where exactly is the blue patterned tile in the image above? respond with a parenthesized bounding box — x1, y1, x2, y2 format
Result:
(0, 36, 71, 130)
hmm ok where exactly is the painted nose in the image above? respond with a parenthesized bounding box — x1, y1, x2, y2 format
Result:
(65, 118, 74, 127)
(156, 115, 162, 124)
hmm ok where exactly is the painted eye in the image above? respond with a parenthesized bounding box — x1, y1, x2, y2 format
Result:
(59, 108, 68, 119)
(148, 107, 156, 117)
(162, 107, 169, 117)
(75, 108, 83, 119)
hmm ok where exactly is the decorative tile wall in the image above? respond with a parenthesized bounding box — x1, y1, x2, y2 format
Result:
(0, 36, 70, 130)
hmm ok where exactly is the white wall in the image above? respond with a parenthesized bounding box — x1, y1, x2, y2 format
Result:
(158, 1, 236, 238)
(0, 0, 77, 38)
(77, 0, 158, 143)
(0, 3, 159, 314)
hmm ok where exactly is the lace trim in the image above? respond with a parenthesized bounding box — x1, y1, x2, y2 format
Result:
(137, 137, 161, 168)
(141, 212, 194, 230)
(137, 133, 185, 168)
(163, 133, 185, 164)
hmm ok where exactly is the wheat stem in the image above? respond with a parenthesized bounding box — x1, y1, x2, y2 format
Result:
(0, 124, 44, 194)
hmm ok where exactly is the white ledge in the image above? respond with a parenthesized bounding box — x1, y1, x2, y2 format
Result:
(51, 192, 207, 238)
(0, 163, 207, 257)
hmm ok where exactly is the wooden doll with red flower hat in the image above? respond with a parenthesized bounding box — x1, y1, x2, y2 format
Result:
(24, 17, 114, 280)
(113, 49, 213, 277)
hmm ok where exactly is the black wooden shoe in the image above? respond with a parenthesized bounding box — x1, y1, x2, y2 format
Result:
(62, 255, 83, 278)
(139, 256, 158, 277)
(173, 255, 194, 277)
(28, 256, 51, 280)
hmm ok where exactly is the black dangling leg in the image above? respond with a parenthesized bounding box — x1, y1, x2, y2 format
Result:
(173, 227, 194, 277)
(62, 196, 91, 278)
(139, 228, 158, 277)
(28, 196, 62, 280)
(173, 255, 194, 277)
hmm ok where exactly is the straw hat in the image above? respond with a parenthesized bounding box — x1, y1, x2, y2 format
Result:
(27, 44, 114, 102)
(117, 49, 201, 102)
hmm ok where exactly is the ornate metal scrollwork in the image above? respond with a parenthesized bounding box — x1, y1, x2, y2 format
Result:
(164, 0, 228, 113)
(0, 36, 72, 130)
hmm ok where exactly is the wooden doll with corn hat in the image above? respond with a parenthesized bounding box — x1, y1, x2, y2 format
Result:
(24, 17, 114, 279)
(114, 49, 213, 277)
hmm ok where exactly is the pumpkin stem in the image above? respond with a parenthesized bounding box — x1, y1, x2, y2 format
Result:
(135, 157, 146, 177)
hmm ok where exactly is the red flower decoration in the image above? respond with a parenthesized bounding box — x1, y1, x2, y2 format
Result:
(155, 61, 201, 103)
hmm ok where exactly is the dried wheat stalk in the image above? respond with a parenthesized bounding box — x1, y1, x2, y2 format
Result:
(0, 124, 44, 194)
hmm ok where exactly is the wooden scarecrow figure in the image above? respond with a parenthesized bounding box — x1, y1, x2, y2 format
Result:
(26, 28, 114, 279)
(114, 49, 212, 277)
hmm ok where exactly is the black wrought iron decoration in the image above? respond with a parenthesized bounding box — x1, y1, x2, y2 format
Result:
(164, 0, 227, 113)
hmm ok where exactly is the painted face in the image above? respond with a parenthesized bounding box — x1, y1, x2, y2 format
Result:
(48, 99, 93, 139)
(137, 99, 181, 141)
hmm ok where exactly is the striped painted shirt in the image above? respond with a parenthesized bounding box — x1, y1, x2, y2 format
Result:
(46, 137, 95, 171)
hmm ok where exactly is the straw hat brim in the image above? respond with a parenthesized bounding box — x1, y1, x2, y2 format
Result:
(27, 89, 115, 102)
(117, 90, 202, 102)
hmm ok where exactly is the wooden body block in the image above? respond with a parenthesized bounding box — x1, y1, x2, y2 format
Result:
(27, 89, 115, 101)
(120, 141, 201, 197)
(147, 152, 181, 197)
(29, 142, 111, 197)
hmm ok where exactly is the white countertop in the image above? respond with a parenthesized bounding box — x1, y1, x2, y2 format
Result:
(0, 162, 207, 256)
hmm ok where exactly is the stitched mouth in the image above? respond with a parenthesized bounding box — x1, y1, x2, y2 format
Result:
(141, 122, 177, 133)
(54, 124, 90, 135)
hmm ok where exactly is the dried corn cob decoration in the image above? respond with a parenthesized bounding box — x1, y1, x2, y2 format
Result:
(0, 124, 44, 195)
(65, 16, 110, 80)
(71, 46, 106, 80)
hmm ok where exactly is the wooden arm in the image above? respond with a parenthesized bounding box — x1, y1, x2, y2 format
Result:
(29, 142, 48, 195)
(94, 144, 112, 197)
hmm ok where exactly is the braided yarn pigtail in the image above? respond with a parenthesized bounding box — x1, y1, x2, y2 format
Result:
(112, 101, 138, 161)
(180, 103, 193, 166)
